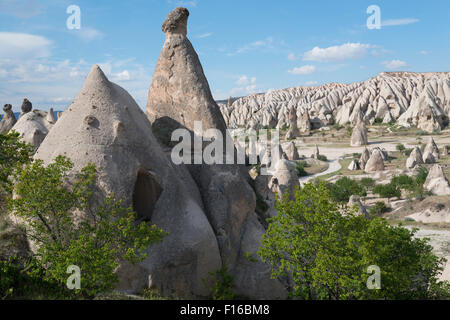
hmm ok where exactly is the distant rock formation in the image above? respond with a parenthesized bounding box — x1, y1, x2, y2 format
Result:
(423, 137, 440, 161)
(348, 195, 368, 218)
(350, 118, 368, 146)
(282, 141, 299, 160)
(424, 164, 450, 196)
(359, 147, 370, 169)
(365, 149, 385, 173)
(298, 110, 311, 134)
(348, 159, 360, 171)
(11, 109, 55, 148)
(20, 98, 32, 118)
(0, 104, 17, 134)
(221, 72, 450, 133)
(406, 147, 424, 169)
(268, 159, 300, 200)
(285, 106, 300, 140)
(313, 144, 320, 159)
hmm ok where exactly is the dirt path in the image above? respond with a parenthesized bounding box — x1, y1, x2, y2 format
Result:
(299, 158, 342, 186)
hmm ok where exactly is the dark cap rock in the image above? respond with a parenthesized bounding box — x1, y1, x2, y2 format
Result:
(162, 7, 189, 36)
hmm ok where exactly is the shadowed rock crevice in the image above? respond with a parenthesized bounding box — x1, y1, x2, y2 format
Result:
(132, 169, 163, 222)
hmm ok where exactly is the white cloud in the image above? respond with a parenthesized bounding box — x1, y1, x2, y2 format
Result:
(419, 50, 429, 55)
(381, 18, 419, 27)
(288, 53, 297, 61)
(228, 37, 274, 56)
(197, 32, 213, 39)
(305, 81, 318, 86)
(0, 32, 51, 59)
(288, 65, 316, 75)
(381, 60, 408, 70)
(228, 75, 259, 96)
(303, 43, 374, 62)
(112, 70, 131, 81)
(73, 27, 104, 42)
(168, 0, 197, 7)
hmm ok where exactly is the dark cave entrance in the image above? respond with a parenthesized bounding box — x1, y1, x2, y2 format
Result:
(132, 169, 163, 222)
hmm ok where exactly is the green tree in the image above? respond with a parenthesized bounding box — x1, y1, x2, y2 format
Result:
(0, 131, 33, 192)
(373, 183, 401, 199)
(328, 177, 366, 203)
(258, 182, 450, 300)
(8, 156, 166, 298)
(296, 161, 309, 177)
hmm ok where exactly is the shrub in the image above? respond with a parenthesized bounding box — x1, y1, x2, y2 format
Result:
(396, 144, 406, 153)
(360, 177, 375, 189)
(373, 183, 401, 199)
(374, 117, 383, 124)
(296, 161, 309, 177)
(328, 177, 366, 203)
(203, 265, 236, 300)
(391, 174, 415, 191)
(8, 156, 167, 298)
(258, 182, 450, 299)
(317, 154, 328, 162)
(369, 201, 389, 217)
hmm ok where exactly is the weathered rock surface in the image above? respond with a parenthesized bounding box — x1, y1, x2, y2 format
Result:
(282, 141, 300, 161)
(146, 7, 287, 299)
(268, 159, 299, 200)
(11, 109, 55, 148)
(0, 104, 17, 134)
(348, 195, 368, 218)
(406, 147, 424, 169)
(348, 159, 360, 171)
(221, 72, 450, 133)
(350, 119, 368, 146)
(146, 7, 227, 139)
(365, 149, 385, 173)
(424, 164, 450, 196)
(19, 98, 32, 118)
(285, 107, 300, 140)
(359, 147, 370, 169)
(34, 65, 223, 299)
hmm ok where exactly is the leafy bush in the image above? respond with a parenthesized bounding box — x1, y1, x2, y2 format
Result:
(373, 183, 401, 199)
(396, 144, 406, 153)
(0, 131, 33, 191)
(360, 177, 375, 189)
(258, 182, 450, 300)
(391, 174, 415, 191)
(328, 177, 366, 203)
(296, 161, 309, 177)
(317, 154, 328, 162)
(369, 201, 389, 217)
(374, 117, 383, 124)
(203, 265, 236, 300)
(8, 156, 167, 298)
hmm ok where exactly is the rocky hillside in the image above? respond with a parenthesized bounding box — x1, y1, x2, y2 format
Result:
(219, 72, 450, 133)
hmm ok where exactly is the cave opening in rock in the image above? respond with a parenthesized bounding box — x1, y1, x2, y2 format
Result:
(132, 169, 163, 222)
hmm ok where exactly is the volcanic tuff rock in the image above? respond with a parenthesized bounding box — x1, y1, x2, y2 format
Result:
(34, 65, 222, 298)
(268, 159, 300, 201)
(146, 7, 227, 139)
(146, 7, 287, 299)
(406, 147, 424, 169)
(282, 141, 300, 160)
(348, 195, 368, 218)
(348, 159, 360, 171)
(359, 147, 371, 169)
(11, 109, 55, 148)
(424, 164, 450, 196)
(350, 118, 368, 147)
(0, 104, 17, 134)
(220, 72, 450, 133)
(365, 149, 385, 173)
(285, 106, 300, 140)
(20, 98, 32, 118)
(423, 137, 440, 161)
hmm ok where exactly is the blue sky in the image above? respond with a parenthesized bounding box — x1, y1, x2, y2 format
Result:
(0, 0, 449, 111)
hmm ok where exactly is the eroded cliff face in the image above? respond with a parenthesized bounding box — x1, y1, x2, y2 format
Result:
(220, 72, 450, 133)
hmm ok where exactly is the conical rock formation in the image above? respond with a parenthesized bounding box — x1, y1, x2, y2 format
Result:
(365, 149, 385, 173)
(12, 109, 55, 148)
(350, 119, 368, 146)
(406, 147, 424, 169)
(145, 8, 287, 299)
(146, 7, 227, 139)
(424, 164, 450, 196)
(34, 65, 223, 298)
(0, 104, 17, 134)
